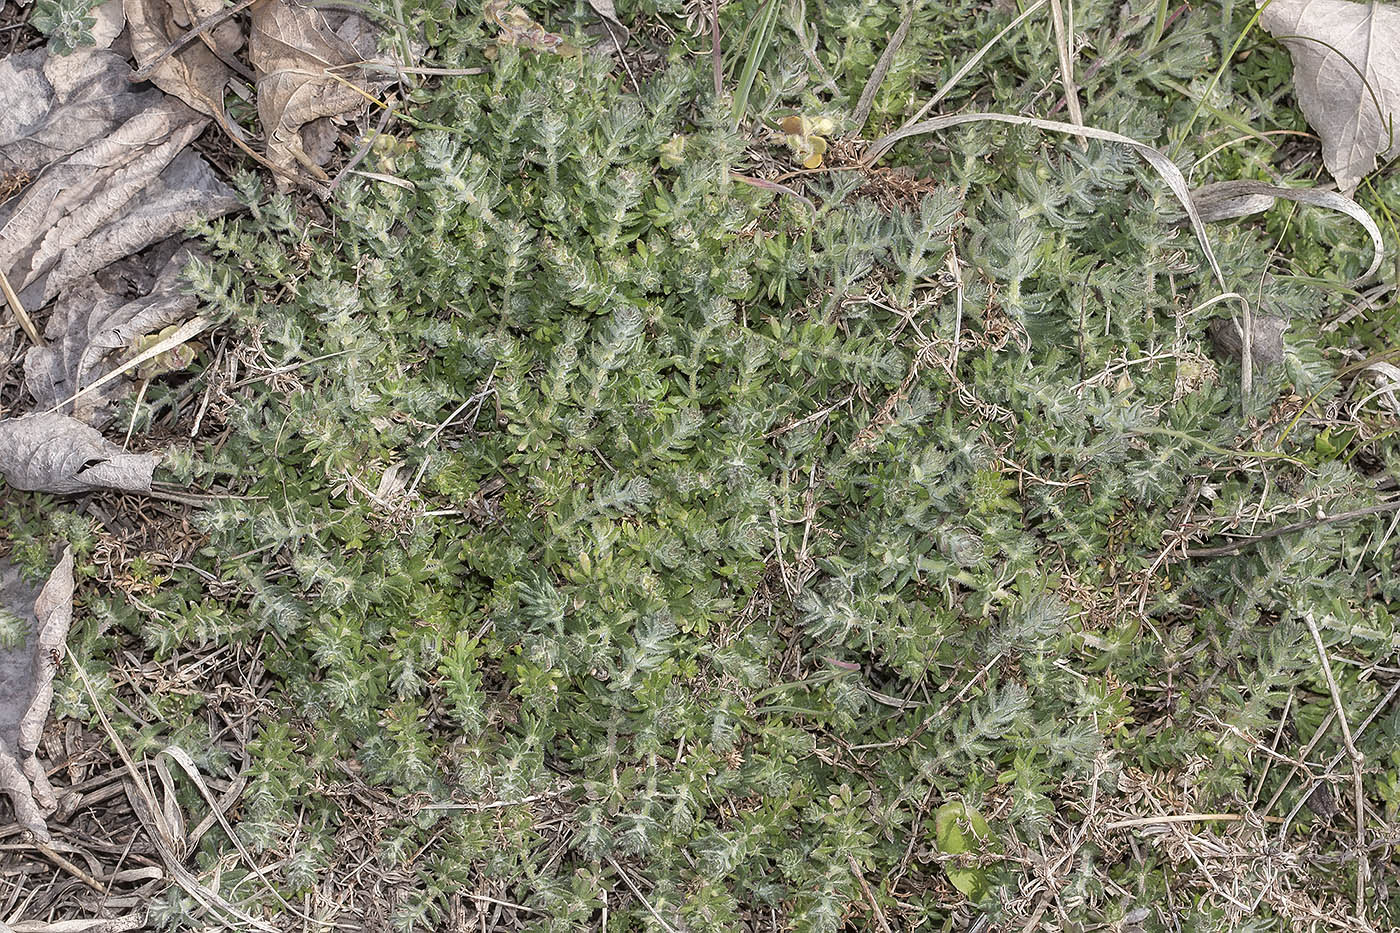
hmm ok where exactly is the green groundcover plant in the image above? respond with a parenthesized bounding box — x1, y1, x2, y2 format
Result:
(7, 0, 1400, 929)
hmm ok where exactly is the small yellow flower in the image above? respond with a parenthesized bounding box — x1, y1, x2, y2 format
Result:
(778, 115, 833, 169)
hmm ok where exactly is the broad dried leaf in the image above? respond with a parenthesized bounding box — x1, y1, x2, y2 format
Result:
(126, 0, 233, 120)
(0, 413, 158, 494)
(248, 0, 375, 176)
(24, 246, 202, 426)
(585, 0, 629, 54)
(0, 97, 237, 309)
(1259, 0, 1400, 192)
(0, 548, 74, 841)
(0, 48, 164, 178)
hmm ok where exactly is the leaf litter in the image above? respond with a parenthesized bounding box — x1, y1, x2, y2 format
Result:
(0, 548, 74, 841)
(23, 244, 205, 425)
(1, 0, 396, 496)
(1260, 0, 1400, 193)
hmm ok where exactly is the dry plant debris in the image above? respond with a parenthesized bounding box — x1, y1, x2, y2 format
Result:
(0, 547, 73, 841)
(0, 413, 158, 493)
(1260, 0, 1400, 193)
(3, 0, 1400, 927)
(0, 29, 236, 307)
(24, 246, 205, 425)
(246, 0, 378, 177)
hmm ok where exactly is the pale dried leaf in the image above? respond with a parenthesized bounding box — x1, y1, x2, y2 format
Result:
(1190, 179, 1382, 282)
(0, 413, 158, 494)
(125, 0, 232, 120)
(1358, 360, 1400, 415)
(485, 0, 572, 53)
(90, 0, 128, 50)
(0, 98, 238, 309)
(0, 48, 164, 178)
(24, 247, 203, 426)
(1208, 315, 1289, 368)
(0, 548, 74, 841)
(585, 0, 629, 54)
(1259, 0, 1400, 192)
(248, 0, 374, 176)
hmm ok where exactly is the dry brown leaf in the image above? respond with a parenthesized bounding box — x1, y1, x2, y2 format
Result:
(1259, 0, 1400, 192)
(0, 548, 74, 841)
(125, 0, 232, 120)
(0, 413, 158, 494)
(0, 48, 165, 179)
(0, 94, 237, 309)
(247, 0, 375, 177)
(23, 245, 203, 426)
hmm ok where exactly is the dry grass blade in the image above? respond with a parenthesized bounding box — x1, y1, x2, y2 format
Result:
(869, 0, 1048, 161)
(1047, 0, 1083, 135)
(872, 112, 1228, 291)
(5, 914, 148, 932)
(0, 265, 42, 348)
(729, 171, 816, 215)
(71, 663, 283, 933)
(1303, 613, 1369, 923)
(45, 314, 210, 415)
(1191, 180, 1384, 282)
(852, 3, 915, 130)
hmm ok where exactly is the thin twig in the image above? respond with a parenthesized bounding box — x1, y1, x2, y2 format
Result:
(1182, 500, 1400, 558)
(846, 855, 894, 933)
(129, 0, 261, 81)
(1304, 613, 1368, 924)
(764, 393, 853, 438)
(1103, 813, 1244, 831)
(605, 855, 678, 933)
(31, 840, 106, 894)
(330, 103, 396, 193)
(0, 264, 42, 347)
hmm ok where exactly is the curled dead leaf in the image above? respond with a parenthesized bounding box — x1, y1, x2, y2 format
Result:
(485, 0, 573, 54)
(125, 0, 234, 121)
(1189, 180, 1382, 282)
(0, 48, 164, 179)
(1357, 360, 1400, 416)
(0, 94, 238, 309)
(247, 0, 377, 178)
(24, 245, 204, 426)
(0, 413, 158, 494)
(1259, 0, 1400, 192)
(0, 548, 74, 842)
